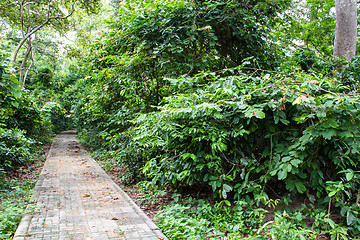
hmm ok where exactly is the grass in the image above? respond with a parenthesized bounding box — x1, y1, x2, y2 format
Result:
(0, 177, 35, 239)
(0, 152, 46, 240)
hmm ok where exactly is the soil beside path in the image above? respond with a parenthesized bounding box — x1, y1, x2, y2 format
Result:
(13, 131, 167, 240)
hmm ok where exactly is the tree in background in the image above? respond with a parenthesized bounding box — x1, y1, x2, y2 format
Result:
(0, 0, 101, 87)
(333, 0, 357, 63)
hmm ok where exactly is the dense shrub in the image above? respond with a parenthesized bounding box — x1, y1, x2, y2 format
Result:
(130, 68, 360, 216)
(73, 0, 291, 176)
(0, 54, 53, 172)
(0, 128, 33, 171)
(0, 178, 35, 240)
(343, 56, 360, 91)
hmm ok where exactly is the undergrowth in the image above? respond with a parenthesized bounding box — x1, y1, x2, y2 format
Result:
(154, 197, 355, 240)
(0, 147, 45, 240)
(0, 177, 35, 240)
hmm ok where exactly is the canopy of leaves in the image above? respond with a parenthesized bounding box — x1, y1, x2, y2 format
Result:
(275, 0, 335, 57)
(0, 0, 101, 29)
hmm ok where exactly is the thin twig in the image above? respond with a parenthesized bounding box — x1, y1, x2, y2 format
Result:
(241, 67, 295, 80)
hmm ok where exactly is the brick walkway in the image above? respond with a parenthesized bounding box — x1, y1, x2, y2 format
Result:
(14, 132, 167, 240)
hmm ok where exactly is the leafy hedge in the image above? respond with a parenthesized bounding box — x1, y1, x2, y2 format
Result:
(155, 198, 350, 239)
(131, 68, 359, 199)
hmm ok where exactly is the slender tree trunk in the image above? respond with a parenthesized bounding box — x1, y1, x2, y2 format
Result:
(333, 0, 357, 62)
(19, 41, 32, 88)
(11, 2, 76, 88)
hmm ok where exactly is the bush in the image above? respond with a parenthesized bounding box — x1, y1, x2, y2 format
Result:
(0, 128, 33, 171)
(343, 56, 360, 91)
(0, 53, 53, 173)
(41, 102, 70, 133)
(131, 67, 360, 207)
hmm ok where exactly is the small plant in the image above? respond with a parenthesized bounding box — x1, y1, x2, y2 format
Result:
(253, 211, 317, 240)
(0, 179, 35, 240)
(137, 181, 167, 205)
(155, 198, 266, 240)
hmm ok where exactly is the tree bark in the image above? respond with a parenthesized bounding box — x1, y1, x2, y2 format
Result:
(333, 0, 357, 62)
(19, 40, 32, 88)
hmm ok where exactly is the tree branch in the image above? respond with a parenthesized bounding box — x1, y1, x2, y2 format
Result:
(241, 67, 296, 79)
(12, 1, 76, 64)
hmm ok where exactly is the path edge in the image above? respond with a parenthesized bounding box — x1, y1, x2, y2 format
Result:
(13, 140, 55, 240)
(88, 154, 169, 240)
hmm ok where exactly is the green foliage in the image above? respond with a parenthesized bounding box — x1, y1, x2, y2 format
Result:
(251, 208, 349, 240)
(275, 0, 335, 57)
(136, 181, 167, 205)
(155, 198, 266, 239)
(0, 128, 33, 171)
(0, 204, 23, 240)
(343, 56, 360, 91)
(106, 0, 290, 73)
(0, 178, 35, 240)
(130, 68, 360, 207)
(41, 102, 69, 133)
(324, 170, 360, 235)
(0, 54, 54, 173)
(33, 68, 53, 89)
(156, 198, 353, 240)
(0, 0, 102, 31)
(72, 0, 292, 183)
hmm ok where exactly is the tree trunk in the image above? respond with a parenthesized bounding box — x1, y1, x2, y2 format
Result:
(333, 0, 357, 62)
(19, 41, 32, 88)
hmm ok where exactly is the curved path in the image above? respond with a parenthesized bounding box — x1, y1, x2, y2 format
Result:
(14, 132, 167, 240)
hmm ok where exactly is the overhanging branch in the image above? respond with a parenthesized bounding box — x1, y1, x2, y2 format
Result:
(12, 1, 76, 64)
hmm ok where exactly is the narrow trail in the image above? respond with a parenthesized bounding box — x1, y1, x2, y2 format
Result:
(14, 131, 167, 240)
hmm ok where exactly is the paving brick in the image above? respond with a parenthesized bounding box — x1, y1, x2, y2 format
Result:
(13, 132, 167, 240)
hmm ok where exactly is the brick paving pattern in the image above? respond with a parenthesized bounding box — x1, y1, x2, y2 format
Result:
(14, 132, 167, 240)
